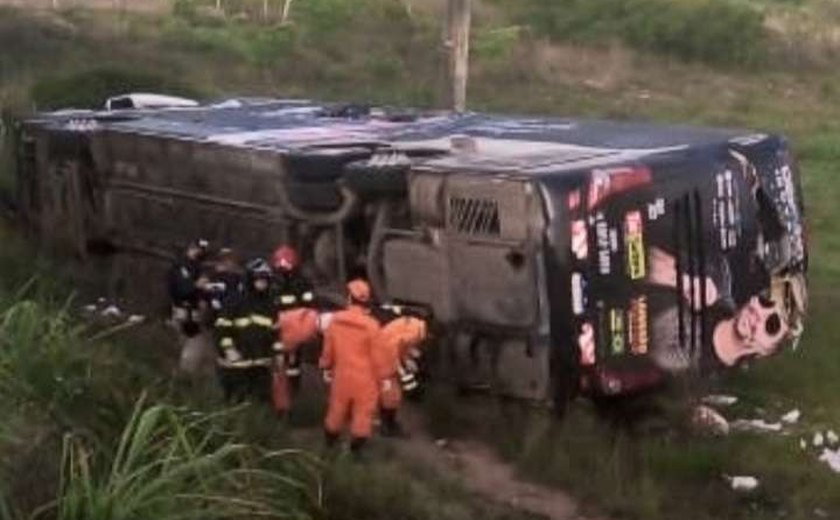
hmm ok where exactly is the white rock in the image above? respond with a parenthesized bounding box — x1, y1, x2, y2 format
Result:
(827, 430, 839, 446)
(731, 419, 783, 433)
(818, 448, 840, 473)
(83, 304, 97, 312)
(692, 405, 730, 436)
(814, 432, 825, 448)
(781, 409, 801, 424)
(702, 394, 739, 407)
(101, 305, 122, 317)
(727, 476, 760, 491)
(127, 314, 145, 324)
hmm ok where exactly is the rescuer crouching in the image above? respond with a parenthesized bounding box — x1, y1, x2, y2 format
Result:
(320, 279, 382, 456)
(373, 306, 428, 437)
(214, 258, 277, 403)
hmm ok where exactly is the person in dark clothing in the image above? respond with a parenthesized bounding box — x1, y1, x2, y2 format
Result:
(167, 239, 210, 337)
(203, 248, 245, 318)
(214, 258, 278, 403)
(271, 245, 315, 393)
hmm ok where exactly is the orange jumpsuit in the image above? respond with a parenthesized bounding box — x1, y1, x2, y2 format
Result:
(319, 305, 381, 439)
(374, 316, 427, 411)
(272, 308, 319, 413)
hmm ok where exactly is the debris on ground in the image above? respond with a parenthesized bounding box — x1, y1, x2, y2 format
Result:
(101, 304, 122, 317)
(818, 448, 840, 473)
(781, 409, 801, 424)
(801, 438, 809, 450)
(127, 314, 146, 324)
(701, 394, 739, 407)
(692, 405, 730, 436)
(814, 432, 825, 448)
(435, 438, 449, 449)
(827, 430, 839, 446)
(731, 419, 783, 434)
(725, 475, 760, 492)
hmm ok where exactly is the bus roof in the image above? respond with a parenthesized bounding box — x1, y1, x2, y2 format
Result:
(29, 97, 771, 176)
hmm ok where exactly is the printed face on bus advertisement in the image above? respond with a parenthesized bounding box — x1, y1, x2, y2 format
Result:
(566, 146, 805, 374)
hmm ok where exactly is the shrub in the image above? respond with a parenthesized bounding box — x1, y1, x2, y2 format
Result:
(508, 0, 767, 66)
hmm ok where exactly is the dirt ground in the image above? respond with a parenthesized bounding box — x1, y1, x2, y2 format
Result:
(396, 406, 609, 520)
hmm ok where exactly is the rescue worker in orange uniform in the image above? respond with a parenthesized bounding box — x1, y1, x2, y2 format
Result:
(271, 245, 315, 395)
(373, 311, 428, 437)
(319, 279, 381, 454)
(272, 306, 319, 417)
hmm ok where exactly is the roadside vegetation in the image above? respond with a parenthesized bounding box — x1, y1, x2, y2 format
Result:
(2, 1, 840, 519)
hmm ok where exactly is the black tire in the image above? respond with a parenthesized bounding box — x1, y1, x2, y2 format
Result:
(285, 148, 371, 183)
(343, 161, 409, 198)
(285, 180, 343, 211)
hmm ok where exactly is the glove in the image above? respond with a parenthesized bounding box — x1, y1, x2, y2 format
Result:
(225, 348, 243, 363)
(322, 369, 333, 384)
(381, 379, 393, 392)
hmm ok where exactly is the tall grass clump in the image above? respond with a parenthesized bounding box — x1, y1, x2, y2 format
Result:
(47, 399, 320, 520)
(506, 0, 767, 66)
(0, 284, 321, 519)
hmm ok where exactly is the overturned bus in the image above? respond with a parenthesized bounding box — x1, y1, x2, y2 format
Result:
(14, 98, 808, 408)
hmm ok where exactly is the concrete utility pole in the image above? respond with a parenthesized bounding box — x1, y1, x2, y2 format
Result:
(280, 0, 294, 24)
(445, 0, 472, 113)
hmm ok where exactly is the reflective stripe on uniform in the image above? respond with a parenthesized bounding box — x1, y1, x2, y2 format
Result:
(217, 357, 273, 369)
(250, 314, 274, 328)
(301, 291, 314, 302)
(403, 379, 419, 391)
(234, 317, 251, 327)
(398, 366, 416, 384)
(220, 337, 234, 348)
(280, 295, 297, 305)
(273, 342, 285, 352)
(215, 317, 234, 327)
(285, 367, 302, 377)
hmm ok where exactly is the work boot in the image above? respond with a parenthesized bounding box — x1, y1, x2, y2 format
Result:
(321, 430, 341, 461)
(349, 437, 368, 461)
(324, 430, 340, 448)
(380, 409, 406, 438)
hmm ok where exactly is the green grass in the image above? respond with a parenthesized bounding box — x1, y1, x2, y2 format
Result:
(3, 2, 840, 519)
(501, 0, 767, 66)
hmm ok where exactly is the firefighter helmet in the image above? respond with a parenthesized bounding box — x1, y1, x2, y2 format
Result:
(246, 258, 273, 282)
(272, 245, 300, 272)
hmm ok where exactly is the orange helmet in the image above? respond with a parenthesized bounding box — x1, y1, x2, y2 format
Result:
(272, 245, 299, 272)
(347, 279, 371, 305)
